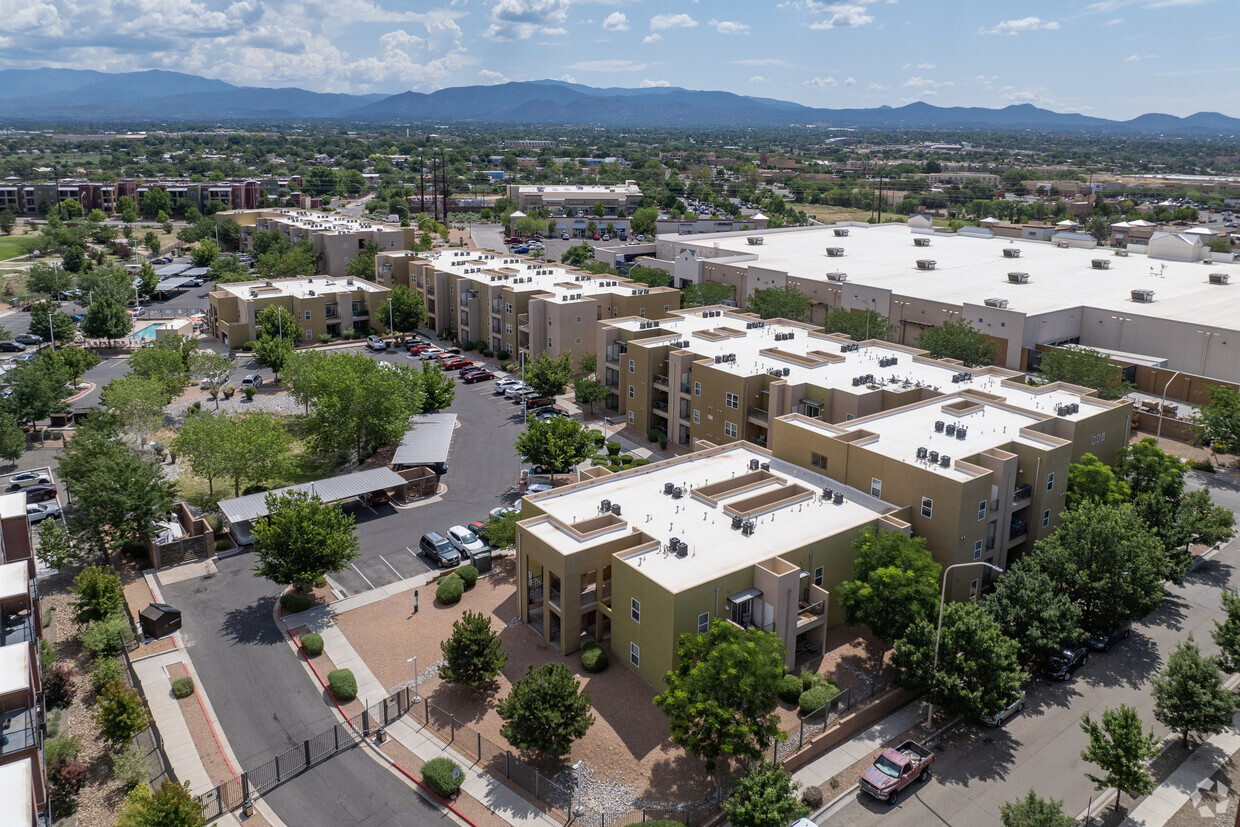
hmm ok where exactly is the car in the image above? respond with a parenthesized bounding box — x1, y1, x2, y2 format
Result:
(1086, 622, 1132, 652)
(440, 357, 472, 371)
(525, 482, 553, 493)
(505, 237, 523, 245)
(418, 531, 461, 568)
(489, 505, 519, 521)
(7, 472, 51, 490)
(11, 353, 36, 364)
(241, 374, 264, 388)
(408, 343, 432, 355)
(560, 232, 569, 240)
(462, 369, 494, 384)
(512, 389, 540, 403)
(151, 257, 172, 264)
(26, 502, 61, 523)
(601, 234, 610, 241)
(503, 383, 532, 399)
(532, 405, 568, 420)
(512, 246, 530, 254)
(592, 233, 600, 241)
(366, 335, 387, 351)
(23, 484, 57, 503)
(446, 525, 489, 559)
(494, 377, 522, 388)
(360, 490, 391, 506)
(467, 520, 488, 540)
(185, 277, 206, 287)
(0, 342, 26, 353)
(979, 693, 1026, 727)
(1041, 646, 1089, 681)
(419, 349, 445, 361)
(14, 333, 42, 346)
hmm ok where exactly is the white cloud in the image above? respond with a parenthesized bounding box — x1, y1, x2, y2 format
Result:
(1104, 17, 1124, 24)
(843, 76, 856, 86)
(602, 11, 629, 31)
(567, 59, 649, 72)
(557, 73, 576, 83)
(979, 16, 1060, 35)
(868, 82, 890, 91)
(709, 19, 750, 34)
(639, 79, 671, 87)
(903, 76, 953, 89)
(642, 33, 662, 44)
(974, 74, 998, 89)
(477, 68, 509, 83)
(806, 2, 875, 29)
(998, 85, 1064, 108)
(730, 57, 793, 67)
(749, 75, 766, 82)
(650, 13, 698, 30)
(917, 62, 936, 69)
(484, 0, 570, 41)
(806, 76, 838, 87)
(1125, 53, 1157, 61)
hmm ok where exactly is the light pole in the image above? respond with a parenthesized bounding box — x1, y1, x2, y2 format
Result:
(406, 656, 420, 702)
(893, 300, 912, 345)
(926, 561, 1004, 729)
(47, 310, 55, 354)
(1156, 369, 1183, 442)
(387, 297, 394, 340)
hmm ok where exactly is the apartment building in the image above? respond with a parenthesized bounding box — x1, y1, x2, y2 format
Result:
(379, 249, 679, 365)
(219, 209, 416, 277)
(0, 176, 303, 216)
(208, 276, 390, 346)
(507, 182, 643, 217)
(516, 441, 909, 685)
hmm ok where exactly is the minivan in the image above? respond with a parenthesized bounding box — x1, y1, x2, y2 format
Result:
(419, 531, 460, 568)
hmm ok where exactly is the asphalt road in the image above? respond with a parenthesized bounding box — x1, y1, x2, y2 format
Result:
(820, 473, 1240, 826)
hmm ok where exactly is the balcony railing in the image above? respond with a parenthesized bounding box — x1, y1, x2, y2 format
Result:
(747, 408, 769, 425)
(1012, 484, 1032, 507)
(653, 375, 670, 388)
(680, 382, 692, 394)
(579, 581, 612, 608)
(0, 707, 38, 757)
(797, 600, 826, 627)
(652, 399, 669, 412)
(1, 611, 35, 647)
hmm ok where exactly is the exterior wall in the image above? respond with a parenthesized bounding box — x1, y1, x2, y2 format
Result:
(207, 278, 389, 346)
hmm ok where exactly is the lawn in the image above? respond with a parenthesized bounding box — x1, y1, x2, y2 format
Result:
(0, 237, 26, 261)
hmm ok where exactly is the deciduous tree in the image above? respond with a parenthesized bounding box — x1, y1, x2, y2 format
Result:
(514, 415, 594, 473)
(823, 307, 894, 341)
(1196, 385, 1240, 456)
(524, 351, 574, 397)
(999, 790, 1075, 827)
(1080, 705, 1160, 811)
(35, 512, 77, 570)
(128, 344, 188, 399)
(1216, 588, 1240, 673)
(626, 265, 671, 287)
(101, 376, 169, 444)
(573, 378, 609, 416)
(96, 680, 152, 745)
(25, 262, 75, 297)
(916, 318, 998, 367)
(388, 284, 427, 334)
(837, 528, 942, 643)
(1151, 636, 1237, 746)
(983, 561, 1083, 667)
(420, 361, 456, 411)
(0, 413, 24, 463)
(497, 663, 594, 756)
(82, 296, 132, 343)
(1067, 453, 1129, 508)
(721, 761, 809, 827)
(681, 280, 736, 308)
(71, 564, 125, 623)
(251, 489, 360, 593)
(189, 350, 235, 409)
(748, 284, 811, 322)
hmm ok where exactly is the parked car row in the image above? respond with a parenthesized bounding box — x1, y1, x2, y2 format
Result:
(418, 523, 492, 569)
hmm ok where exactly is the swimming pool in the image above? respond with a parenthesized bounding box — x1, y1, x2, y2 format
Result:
(133, 322, 163, 339)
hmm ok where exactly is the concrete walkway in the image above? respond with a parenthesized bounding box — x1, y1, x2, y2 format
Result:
(1118, 712, 1240, 826)
(792, 700, 924, 793)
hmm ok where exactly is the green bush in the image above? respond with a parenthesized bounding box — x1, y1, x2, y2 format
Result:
(799, 682, 840, 715)
(171, 677, 195, 699)
(112, 743, 149, 789)
(320, 333, 332, 344)
(647, 428, 663, 444)
(606, 441, 621, 457)
(81, 616, 134, 658)
(589, 429, 605, 446)
(422, 756, 463, 798)
(1188, 459, 1216, 473)
(620, 454, 633, 463)
(39, 637, 56, 669)
(436, 575, 465, 605)
(214, 537, 232, 551)
(631, 458, 651, 467)
(580, 643, 609, 673)
(300, 632, 324, 656)
(222, 384, 236, 399)
(45, 734, 80, 766)
(279, 592, 313, 614)
(71, 564, 125, 623)
(778, 673, 804, 705)
(456, 565, 479, 589)
(91, 657, 124, 696)
(461, 341, 475, 351)
(327, 668, 357, 702)
(607, 464, 621, 473)
(241, 341, 256, 351)
(242, 386, 256, 400)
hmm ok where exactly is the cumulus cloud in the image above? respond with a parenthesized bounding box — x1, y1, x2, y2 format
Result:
(843, 76, 856, 86)
(477, 68, 509, 83)
(806, 76, 838, 87)
(642, 33, 662, 44)
(709, 19, 750, 34)
(1125, 53, 1158, 61)
(1104, 17, 1124, 24)
(484, 0, 570, 41)
(730, 57, 793, 67)
(650, 13, 697, 30)
(868, 82, 890, 91)
(602, 11, 629, 31)
(917, 62, 936, 69)
(979, 16, 1060, 35)
(749, 75, 766, 82)
(639, 79, 671, 87)
(998, 85, 1064, 108)
(806, 2, 875, 29)
(903, 76, 954, 89)
(568, 59, 649, 71)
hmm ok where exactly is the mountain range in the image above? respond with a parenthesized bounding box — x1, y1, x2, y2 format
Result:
(1, 69, 1238, 135)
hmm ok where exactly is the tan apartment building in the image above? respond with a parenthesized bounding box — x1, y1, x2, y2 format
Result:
(219, 209, 417, 277)
(207, 276, 390, 347)
(516, 441, 909, 686)
(507, 182, 643, 217)
(378, 249, 679, 366)
(0, 556, 47, 819)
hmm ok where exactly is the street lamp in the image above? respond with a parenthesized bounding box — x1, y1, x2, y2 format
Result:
(406, 656, 421, 702)
(47, 310, 55, 354)
(387, 297, 394, 340)
(926, 561, 1004, 729)
(1156, 369, 1183, 442)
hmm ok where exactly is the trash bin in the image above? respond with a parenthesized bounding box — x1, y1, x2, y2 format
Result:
(138, 603, 182, 640)
(468, 547, 493, 575)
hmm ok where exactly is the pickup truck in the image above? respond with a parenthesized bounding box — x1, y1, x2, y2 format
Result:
(859, 740, 934, 804)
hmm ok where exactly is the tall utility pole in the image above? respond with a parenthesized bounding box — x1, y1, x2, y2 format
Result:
(430, 157, 439, 223)
(418, 152, 425, 215)
(440, 147, 449, 223)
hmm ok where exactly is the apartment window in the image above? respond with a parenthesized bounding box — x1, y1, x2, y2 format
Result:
(352, 300, 362, 313)
(978, 500, 987, 521)
(725, 392, 739, 409)
(664, 304, 670, 312)
(810, 452, 827, 470)
(628, 385, 635, 399)
(921, 497, 933, 519)
(506, 324, 513, 334)
(724, 421, 738, 438)
(575, 337, 582, 345)
(974, 540, 983, 560)
(845, 413, 855, 421)
(969, 579, 979, 600)
(638, 308, 647, 318)
(814, 566, 824, 587)
(693, 410, 700, 424)
(547, 337, 553, 349)
(697, 612, 710, 634)
(1042, 509, 1051, 528)
(630, 642, 640, 667)
(575, 315, 582, 323)
(693, 381, 701, 396)
(631, 598, 641, 623)
(505, 303, 513, 314)
(506, 344, 514, 354)
(870, 478, 882, 498)
(1046, 472, 1055, 491)
(628, 411, 635, 424)
(303, 329, 312, 341)
(629, 359, 635, 373)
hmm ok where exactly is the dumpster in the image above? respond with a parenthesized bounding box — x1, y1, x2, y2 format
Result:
(138, 603, 182, 640)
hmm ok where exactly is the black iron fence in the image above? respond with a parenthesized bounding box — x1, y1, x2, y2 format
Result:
(118, 640, 178, 790)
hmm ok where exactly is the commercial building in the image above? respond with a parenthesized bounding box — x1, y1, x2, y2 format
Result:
(218, 209, 416, 277)
(377, 249, 679, 364)
(0, 176, 303, 216)
(507, 182, 644, 218)
(646, 221, 1240, 382)
(516, 441, 909, 685)
(207, 276, 390, 346)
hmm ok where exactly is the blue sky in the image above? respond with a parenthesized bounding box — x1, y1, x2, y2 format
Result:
(1, 0, 1234, 119)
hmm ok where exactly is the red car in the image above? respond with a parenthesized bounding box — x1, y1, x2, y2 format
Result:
(441, 357, 472, 371)
(24, 484, 57, 503)
(408, 343, 432, 355)
(462, 369, 494, 384)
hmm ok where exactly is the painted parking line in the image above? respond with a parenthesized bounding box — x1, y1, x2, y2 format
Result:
(349, 562, 376, 590)
(378, 554, 404, 580)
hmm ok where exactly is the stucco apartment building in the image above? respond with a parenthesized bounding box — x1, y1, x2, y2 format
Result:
(219, 209, 416, 277)
(516, 441, 909, 685)
(207, 276, 390, 346)
(0, 176, 302, 216)
(376, 249, 679, 365)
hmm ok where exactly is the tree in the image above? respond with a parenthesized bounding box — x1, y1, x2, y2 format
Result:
(96, 679, 152, 744)
(171, 412, 228, 497)
(682, 280, 736, 308)
(1085, 215, 1113, 244)
(748, 285, 811, 322)
(837, 528, 942, 643)
(573, 378, 609, 416)
(71, 564, 125, 623)
(25, 262, 75, 297)
(136, 261, 159, 298)
(1151, 636, 1237, 746)
(0, 207, 15, 235)
(255, 305, 297, 342)
(388, 284, 427, 335)
(1116, 437, 1186, 502)
(1036, 346, 1131, 400)
(101, 376, 169, 444)
(627, 265, 672, 287)
(61, 245, 85, 274)
(497, 663, 594, 756)
(253, 335, 295, 378)
(525, 351, 574, 397)
(1080, 705, 1160, 811)
(916, 318, 998, 367)
(630, 205, 659, 236)
(118, 780, 205, 827)
(1216, 588, 1240, 673)
(221, 412, 291, 497)
(208, 255, 250, 284)
(82, 296, 132, 343)
(35, 511, 77, 570)
(1197, 384, 1240, 456)
(251, 489, 361, 593)
(439, 610, 508, 688)
(46, 346, 101, 387)
(514, 415, 595, 473)
(894, 601, 1024, 721)
(483, 510, 518, 549)
(561, 242, 595, 268)
(1066, 453, 1130, 508)
(654, 620, 786, 771)
(420, 361, 456, 411)
(3, 357, 71, 427)
(1132, 488, 1234, 582)
(0, 413, 23, 463)
(189, 350, 235, 409)
(721, 761, 809, 827)
(142, 231, 161, 256)
(999, 790, 1075, 827)
(983, 561, 1083, 667)
(345, 240, 379, 280)
(128, 344, 188, 398)
(823, 307, 894, 342)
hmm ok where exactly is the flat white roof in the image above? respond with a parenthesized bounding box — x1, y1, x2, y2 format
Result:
(0, 561, 27, 602)
(0, 491, 25, 521)
(517, 183, 640, 195)
(523, 443, 893, 593)
(424, 250, 651, 303)
(0, 760, 33, 826)
(0, 644, 29, 696)
(662, 223, 1240, 328)
(216, 275, 384, 300)
(249, 209, 403, 235)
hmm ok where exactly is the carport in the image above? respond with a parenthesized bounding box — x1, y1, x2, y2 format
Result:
(153, 276, 194, 293)
(391, 413, 456, 472)
(218, 467, 409, 544)
(155, 264, 190, 278)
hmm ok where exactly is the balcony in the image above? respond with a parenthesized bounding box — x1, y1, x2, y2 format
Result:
(491, 300, 503, 313)
(653, 375, 670, 389)
(0, 707, 39, 758)
(579, 580, 612, 609)
(680, 381, 693, 394)
(797, 599, 826, 629)
(1012, 484, 1032, 509)
(747, 408, 769, 427)
(1, 611, 36, 647)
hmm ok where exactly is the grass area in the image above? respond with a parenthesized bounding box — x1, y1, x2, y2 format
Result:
(0, 237, 26, 261)
(801, 205, 875, 224)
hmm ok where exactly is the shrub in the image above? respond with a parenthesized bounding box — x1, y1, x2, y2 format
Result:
(222, 385, 236, 399)
(778, 673, 804, 705)
(455, 565, 479, 589)
(45, 734, 80, 766)
(422, 756, 463, 798)
(112, 742, 149, 789)
(799, 668, 828, 692)
(45, 663, 76, 709)
(171, 677, 195, 699)
(647, 428, 662, 444)
(214, 537, 232, 551)
(802, 785, 824, 808)
(327, 668, 357, 702)
(71, 564, 125, 623)
(320, 333, 332, 344)
(632, 458, 651, 467)
(606, 441, 621, 457)
(1188, 459, 1216, 473)
(620, 454, 633, 463)
(49, 754, 87, 810)
(607, 464, 621, 473)
(241, 341, 256, 351)
(300, 633, 324, 657)
(92, 657, 124, 695)
(436, 574, 465, 605)
(39, 637, 56, 669)
(242, 386, 256, 400)
(460, 341, 475, 351)
(279, 591, 313, 614)
(97, 679, 152, 744)
(581, 643, 609, 673)
(41, 604, 53, 628)
(188, 399, 203, 413)
(798, 682, 840, 715)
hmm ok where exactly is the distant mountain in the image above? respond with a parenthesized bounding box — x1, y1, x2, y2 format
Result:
(1, 70, 1238, 135)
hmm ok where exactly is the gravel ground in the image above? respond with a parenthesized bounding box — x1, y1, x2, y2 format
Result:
(164, 386, 305, 427)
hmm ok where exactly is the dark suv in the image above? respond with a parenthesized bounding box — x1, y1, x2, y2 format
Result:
(1041, 646, 1088, 681)
(419, 531, 460, 568)
(1086, 623, 1132, 652)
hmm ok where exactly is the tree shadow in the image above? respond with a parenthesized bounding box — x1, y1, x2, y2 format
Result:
(425, 682, 494, 726)
(1144, 592, 1190, 634)
(928, 722, 1020, 785)
(638, 753, 719, 805)
(219, 597, 284, 647)
(1021, 672, 1085, 714)
(1079, 631, 1163, 691)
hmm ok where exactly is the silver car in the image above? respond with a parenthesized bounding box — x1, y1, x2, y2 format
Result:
(979, 693, 1025, 727)
(446, 525, 489, 559)
(26, 502, 62, 523)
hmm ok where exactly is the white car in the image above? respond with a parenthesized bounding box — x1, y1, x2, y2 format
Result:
(504, 383, 532, 399)
(489, 505, 519, 520)
(366, 335, 387, 351)
(7, 472, 51, 490)
(446, 525, 489, 558)
(26, 502, 61, 523)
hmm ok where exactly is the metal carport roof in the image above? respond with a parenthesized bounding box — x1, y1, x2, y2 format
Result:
(155, 264, 190, 277)
(218, 467, 407, 525)
(392, 413, 457, 467)
(154, 277, 194, 291)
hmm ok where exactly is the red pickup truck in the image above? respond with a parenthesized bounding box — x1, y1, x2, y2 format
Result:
(859, 740, 934, 804)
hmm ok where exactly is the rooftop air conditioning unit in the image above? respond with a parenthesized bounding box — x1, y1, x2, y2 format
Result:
(826, 271, 847, 282)
(939, 455, 951, 468)
(1210, 272, 1230, 285)
(826, 247, 844, 257)
(984, 298, 1009, 308)
(1091, 259, 1110, 270)
(833, 228, 849, 237)
(1115, 249, 1129, 257)
(913, 237, 931, 247)
(747, 236, 764, 245)
(1003, 248, 1022, 258)
(916, 259, 936, 270)
(1131, 288, 1155, 303)
(1008, 272, 1030, 284)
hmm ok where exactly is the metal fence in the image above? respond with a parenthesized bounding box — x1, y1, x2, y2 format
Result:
(118, 639, 179, 791)
(775, 670, 898, 761)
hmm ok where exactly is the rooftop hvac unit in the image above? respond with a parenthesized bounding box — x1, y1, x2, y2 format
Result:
(715, 355, 724, 364)
(760, 462, 770, 471)
(833, 492, 844, 505)
(611, 502, 622, 516)
(600, 499, 611, 513)
(934, 420, 945, 432)
(916, 446, 928, 459)
(741, 519, 756, 536)
(1091, 259, 1111, 270)
(939, 455, 951, 468)
(1115, 249, 1129, 257)
(749, 458, 760, 470)
(826, 271, 848, 282)
(674, 540, 688, 558)
(984, 298, 1009, 308)
(826, 247, 844, 257)
(929, 450, 939, 463)
(782, 367, 790, 376)
(672, 487, 684, 499)
(1003, 248, 1022, 258)
(1131, 288, 1155, 303)
(913, 237, 931, 247)
(1210, 272, 1230, 285)
(833, 228, 850, 237)
(945, 423, 956, 437)
(956, 426, 967, 440)
(822, 487, 833, 499)
(916, 259, 937, 270)
(1008, 272, 1030, 284)
(731, 514, 744, 529)
(663, 482, 674, 495)
(747, 236, 764, 245)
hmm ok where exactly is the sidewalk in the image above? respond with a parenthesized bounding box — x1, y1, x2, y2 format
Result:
(1117, 711, 1240, 826)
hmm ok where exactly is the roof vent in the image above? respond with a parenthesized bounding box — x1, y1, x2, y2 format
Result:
(610, 502, 621, 516)
(1209, 272, 1230, 285)
(826, 271, 848, 282)
(1003, 248, 1021, 258)
(760, 461, 770, 472)
(731, 513, 744, 529)
(672, 487, 684, 499)
(747, 236, 764, 245)
(984, 297, 1009, 308)
(833, 228, 849, 237)
(956, 426, 967, 440)
(749, 458, 760, 471)
(741, 519, 756, 536)
(913, 237, 931, 247)
(1091, 259, 1110, 270)
(934, 420, 945, 432)
(663, 482, 674, 495)
(929, 450, 939, 464)
(833, 491, 844, 505)
(945, 423, 956, 437)
(1008, 272, 1030, 284)
(916, 259, 936, 270)
(1131, 288, 1155, 303)
(916, 446, 928, 459)
(600, 499, 611, 513)
(826, 247, 844, 257)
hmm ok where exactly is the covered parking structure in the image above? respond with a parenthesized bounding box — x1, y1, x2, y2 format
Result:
(218, 467, 409, 544)
(391, 413, 456, 473)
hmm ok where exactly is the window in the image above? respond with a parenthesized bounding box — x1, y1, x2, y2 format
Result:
(724, 421, 738, 438)
(725, 392, 739, 409)
(664, 304, 670, 312)
(845, 413, 855, 421)
(973, 540, 983, 560)
(303, 329, 312, 341)
(921, 497, 933, 519)
(871, 478, 882, 498)
(547, 337, 552, 348)
(630, 642, 640, 667)
(978, 500, 987, 521)
(1046, 472, 1055, 491)
(628, 385, 635, 399)
(352, 300, 362, 313)
(506, 324, 513, 334)
(505, 303, 513, 314)
(631, 598, 640, 623)
(638, 308, 647, 318)
(804, 401, 822, 418)
(575, 315, 582, 323)
(547, 315, 553, 327)
(303, 310, 311, 321)
(575, 337, 581, 345)
(969, 579, 979, 600)
(629, 359, 635, 373)
(697, 612, 710, 633)
(693, 381, 701, 396)
(810, 452, 827, 470)
(506, 343, 514, 354)
(1042, 509, 1051, 528)
(628, 411, 635, 423)
(814, 566, 824, 587)
(693, 410, 700, 424)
